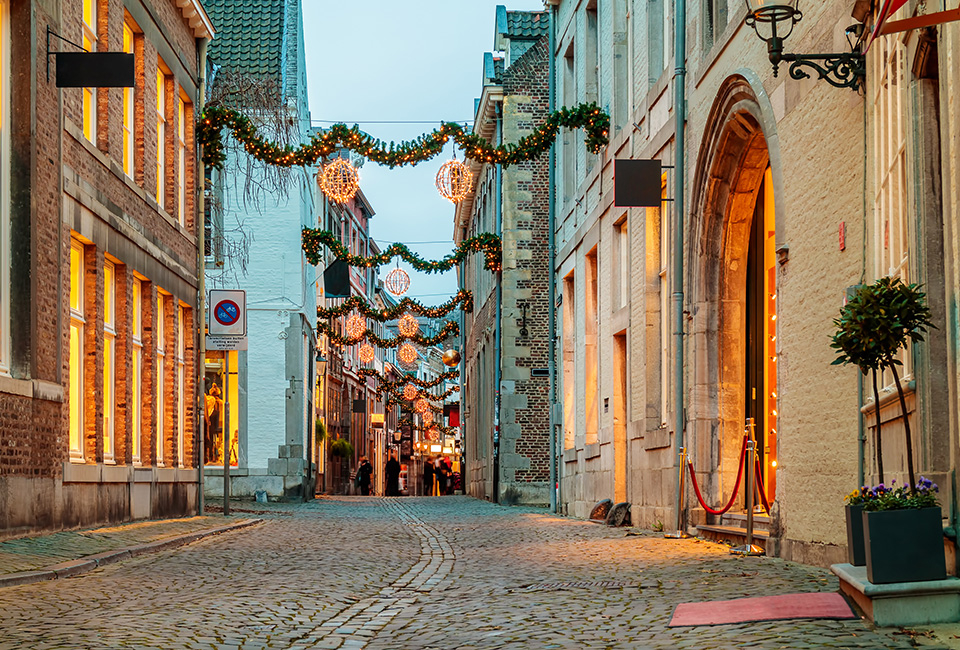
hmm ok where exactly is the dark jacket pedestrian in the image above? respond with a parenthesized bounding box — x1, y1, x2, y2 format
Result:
(385, 453, 402, 496)
(422, 461, 435, 496)
(357, 458, 373, 496)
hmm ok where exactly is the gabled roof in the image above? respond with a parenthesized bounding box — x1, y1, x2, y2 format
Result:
(206, 0, 285, 80)
(495, 5, 548, 49)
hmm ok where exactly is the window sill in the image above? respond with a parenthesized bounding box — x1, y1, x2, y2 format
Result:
(861, 377, 917, 414)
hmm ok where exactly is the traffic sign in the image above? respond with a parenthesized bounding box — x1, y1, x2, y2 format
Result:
(206, 335, 248, 351)
(209, 289, 246, 336)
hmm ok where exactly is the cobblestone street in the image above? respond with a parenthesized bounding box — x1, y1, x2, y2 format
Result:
(0, 497, 938, 649)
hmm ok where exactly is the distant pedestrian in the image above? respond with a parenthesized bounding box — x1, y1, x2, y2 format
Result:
(422, 461, 435, 496)
(436, 459, 449, 496)
(357, 457, 373, 496)
(385, 451, 401, 497)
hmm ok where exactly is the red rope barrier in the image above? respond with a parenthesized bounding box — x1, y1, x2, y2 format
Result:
(754, 454, 771, 514)
(687, 436, 747, 516)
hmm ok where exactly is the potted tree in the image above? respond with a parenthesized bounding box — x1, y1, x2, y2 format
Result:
(832, 277, 940, 582)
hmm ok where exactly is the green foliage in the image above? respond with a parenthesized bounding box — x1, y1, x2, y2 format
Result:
(316, 291, 473, 322)
(315, 418, 327, 443)
(331, 438, 354, 458)
(317, 319, 459, 348)
(860, 477, 940, 511)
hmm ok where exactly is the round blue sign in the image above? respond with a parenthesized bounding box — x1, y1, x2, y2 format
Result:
(214, 300, 241, 326)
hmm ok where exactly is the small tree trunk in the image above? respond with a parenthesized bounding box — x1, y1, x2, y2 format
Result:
(890, 363, 917, 491)
(871, 368, 884, 484)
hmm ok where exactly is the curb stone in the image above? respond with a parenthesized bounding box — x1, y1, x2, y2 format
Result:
(0, 518, 262, 589)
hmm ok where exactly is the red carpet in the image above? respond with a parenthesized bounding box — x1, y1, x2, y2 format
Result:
(669, 592, 856, 627)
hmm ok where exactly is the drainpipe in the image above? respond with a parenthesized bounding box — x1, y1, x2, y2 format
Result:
(492, 103, 503, 504)
(672, 0, 687, 535)
(197, 37, 209, 516)
(547, 3, 558, 514)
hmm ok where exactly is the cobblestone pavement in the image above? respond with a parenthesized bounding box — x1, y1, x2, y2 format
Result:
(0, 496, 945, 649)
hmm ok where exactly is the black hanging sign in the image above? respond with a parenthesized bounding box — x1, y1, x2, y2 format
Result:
(56, 53, 135, 88)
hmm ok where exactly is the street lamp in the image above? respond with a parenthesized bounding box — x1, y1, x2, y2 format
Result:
(743, 0, 865, 90)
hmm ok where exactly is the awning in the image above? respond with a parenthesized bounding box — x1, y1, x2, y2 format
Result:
(868, 0, 960, 49)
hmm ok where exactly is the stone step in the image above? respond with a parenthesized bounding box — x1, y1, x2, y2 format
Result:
(719, 511, 770, 530)
(696, 523, 770, 551)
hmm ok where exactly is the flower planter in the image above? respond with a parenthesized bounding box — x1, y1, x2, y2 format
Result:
(862, 506, 946, 584)
(845, 504, 866, 566)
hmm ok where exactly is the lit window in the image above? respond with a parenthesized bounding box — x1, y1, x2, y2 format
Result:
(156, 65, 166, 208)
(103, 260, 116, 462)
(156, 292, 166, 465)
(69, 241, 85, 461)
(122, 22, 134, 177)
(177, 96, 186, 225)
(177, 305, 185, 467)
(81, 0, 97, 142)
(132, 278, 142, 463)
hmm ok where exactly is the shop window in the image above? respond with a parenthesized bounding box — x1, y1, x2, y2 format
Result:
(132, 277, 142, 463)
(204, 349, 238, 467)
(659, 174, 670, 425)
(103, 260, 116, 462)
(156, 292, 166, 465)
(69, 240, 86, 461)
(177, 304, 185, 467)
(81, 0, 97, 142)
(122, 22, 134, 177)
(585, 248, 599, 446)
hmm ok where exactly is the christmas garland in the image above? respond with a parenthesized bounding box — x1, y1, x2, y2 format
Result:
(318, 320, 459, 348)
(398, 417, 457, 438)
(381, 384, 460, 402)
(303, 228, 501, 274)
(318, 291, 473, 321)
(388, 395, 447, 411)
(198, 103, 610, 170)
(358, 368, 459, 389)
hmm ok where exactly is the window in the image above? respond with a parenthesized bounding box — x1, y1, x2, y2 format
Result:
(156, 65, 166, 208)
(122, 22, 134, 177)
(585, 249, 599, 445)
(562, 42, 576, 204)
(177, 96, 186, 225)
(562, 271, 576, 449)
(103, 260, 116, 462)
(585, 3, 599, 105)
(647, 0, 669, 86)
(177, 305, 185, 467)
(156, 292, 166, 465)
(81, 0, 97, 142)
(659, 175, 670, 425)
(132, 278, 143, 463)
(703, 0, 728, 51)
(0, 0, 9, 375)
(615, 218, 629, 309)
(70, 241, 86, 461)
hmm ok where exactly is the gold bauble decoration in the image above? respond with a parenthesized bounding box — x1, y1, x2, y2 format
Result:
(398, 313, 420, 337)
(359, 343, 375, 364)
(403, 384, 418, 401)
(425, 425, 439, 442)
(414, 397, 430, 413)
(436, 159, 472, 203)
(319, 158, 360, 203)
(442, 349, 461, 367)
(345, 314, 366, 340)
(398, 342, 418, 365)
(385, 267, 411, 296)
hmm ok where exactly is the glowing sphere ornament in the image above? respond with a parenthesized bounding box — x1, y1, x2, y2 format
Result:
(398, 342, 418, 365)
(403, 384, 418, 401)
(385, 267, 410, 296)
(436, 159, 472, 203)
(398, 313, 420, 337)
(359, 343, 375, 364)
(414, 398, 430, 413)
(442, 349, 462, 367)
(423, 410, 434, 425)
(319, 158, 360, 204)
(345, 314, 366, 340)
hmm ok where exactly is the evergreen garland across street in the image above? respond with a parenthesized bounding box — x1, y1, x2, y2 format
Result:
(317, 319, 459, 348)
(317, 291, 473, 321)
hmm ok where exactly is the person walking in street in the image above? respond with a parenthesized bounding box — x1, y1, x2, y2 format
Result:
(385, 451, 401, 497)
(357, 457, 373, 496)
(435, 458, 448, 496)
(422, 460, 434, 497)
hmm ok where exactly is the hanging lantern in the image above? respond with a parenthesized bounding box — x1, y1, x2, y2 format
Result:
(403, 383, 418, 401)
(423, 410, 434, 425)
(385, 267, 411, 296)
(398, 342, 418, 365)
(425, 425, 440, 442)
(319, 157, 360, 203)
(442, 349, 461, 367)
(414, 397, 430, 413)
(345, 314, 366, 340)
(359, 343, 375, 364)
(436, 159, 472, 203)
(398, 313, 420, 337)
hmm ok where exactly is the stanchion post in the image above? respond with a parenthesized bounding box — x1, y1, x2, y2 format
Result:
(664, 446, 690, 539)
(731, 418, 763, 556)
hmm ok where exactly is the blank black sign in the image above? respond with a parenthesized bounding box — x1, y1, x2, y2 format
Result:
(614, 159, 662, 207)
(56, 52, 135, 88)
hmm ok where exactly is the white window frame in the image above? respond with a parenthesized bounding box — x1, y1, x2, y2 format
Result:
(156, 292, 166, 466)
(103, 260, 116, 463)
(177, 304, 185, 467)
(156, 66, 166, 209)
(82, 0, 97, 142)
(177, 96, 186, 226)
(0, 0, 9, 376)
(659, 181, 670, 427)
(122, 22, 134, 178)
(132, 277, 142, 464)
(69, 240, 85, 461)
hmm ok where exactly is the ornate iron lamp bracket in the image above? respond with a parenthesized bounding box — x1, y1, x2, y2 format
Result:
(779, 52, 865, 90)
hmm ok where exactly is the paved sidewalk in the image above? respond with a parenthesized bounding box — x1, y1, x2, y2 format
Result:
(0, 510, 261, 587)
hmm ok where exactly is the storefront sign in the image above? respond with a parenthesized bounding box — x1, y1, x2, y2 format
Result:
(371, 413, 384, 429)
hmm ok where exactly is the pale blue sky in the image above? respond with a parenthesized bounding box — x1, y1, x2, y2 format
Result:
(302, 0, 545, 301)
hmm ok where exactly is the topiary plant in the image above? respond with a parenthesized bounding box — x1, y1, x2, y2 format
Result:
(831, 277, 934, 489)
(331, 438, 354, 459)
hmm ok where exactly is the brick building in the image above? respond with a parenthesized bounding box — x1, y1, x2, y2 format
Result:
(456, 7, 551, 505)
(0, 0, 212, 537)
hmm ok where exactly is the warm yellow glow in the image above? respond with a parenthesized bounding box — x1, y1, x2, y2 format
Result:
(397, 313, 419, 337)
(122, 23, 134, 177)
(177, 97, 186, 225)
(358, 343, 375, 364)
(403, 384, 418, 401)
(385, 267, 411, 296)
(132, 279, 142, 462)
(345, 314, 366, 339)
(156, 293, 166, 465)
(414, 397, 429, 413)
(177, 305, 186, 467)
(81, 0, 96, 143)
(156, 67, 165, 207)
(103, 261, 116, 460)
(319, 158, 360, 203)
(398, 342, 418, 365)
(69, 241, 85, 458)
(771, 460, 778, 467)
(435, 158, 472, 203)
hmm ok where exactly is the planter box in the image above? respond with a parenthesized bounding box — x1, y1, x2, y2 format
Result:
(863, 506, 946, 584)
(845, 504, 866, 566)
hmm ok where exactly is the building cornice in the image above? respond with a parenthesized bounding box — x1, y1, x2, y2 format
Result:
(453, 84, 503, 241)
(176, 0, 215, 40)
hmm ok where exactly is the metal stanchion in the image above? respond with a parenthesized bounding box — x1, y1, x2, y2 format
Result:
(664, 446, 690, 539)
(731, 418, 764, 556)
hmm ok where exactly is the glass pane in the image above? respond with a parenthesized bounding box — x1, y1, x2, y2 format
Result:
(70, 244, 82, 312)
(103, 262, 114, 327)
(69, 322, 82, 454)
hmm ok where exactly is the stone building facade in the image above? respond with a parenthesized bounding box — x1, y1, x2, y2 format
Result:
(0, 0, 212, 537)
(457, 7, 551, 505)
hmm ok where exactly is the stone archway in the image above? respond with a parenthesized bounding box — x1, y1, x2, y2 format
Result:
(687, 74, 782, 514)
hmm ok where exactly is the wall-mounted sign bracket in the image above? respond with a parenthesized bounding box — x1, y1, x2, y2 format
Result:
(47, 26, 134, 87)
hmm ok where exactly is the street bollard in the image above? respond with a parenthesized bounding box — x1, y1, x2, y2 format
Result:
(731, 418, 763, 556)
(664, 446, 690, 539)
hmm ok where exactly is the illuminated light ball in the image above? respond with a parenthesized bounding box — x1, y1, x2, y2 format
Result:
(384, 267, 410, 296)
(403, 384, 418, 401)
(398, 342, 418, 366)
(435, 159, 473, 203)
(345, 314, 366, 340)
(442, 349, 461, 368)
(425, 425, 440, 442)
(414, 398, 430, 414)
(397, 313, 420, 337)
(319, 157, 360, 204)
(423, 410, 434, 425)
(358, 343, 375, 364)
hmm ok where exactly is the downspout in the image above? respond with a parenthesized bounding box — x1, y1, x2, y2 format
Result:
(547, 3, 558, 514)
(493, 103, 503, 504)
(672, 0, 687, 535)
(197, 37, 209, 515)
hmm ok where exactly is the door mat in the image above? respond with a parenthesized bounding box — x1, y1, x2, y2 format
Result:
(669, 591, 856, 627)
